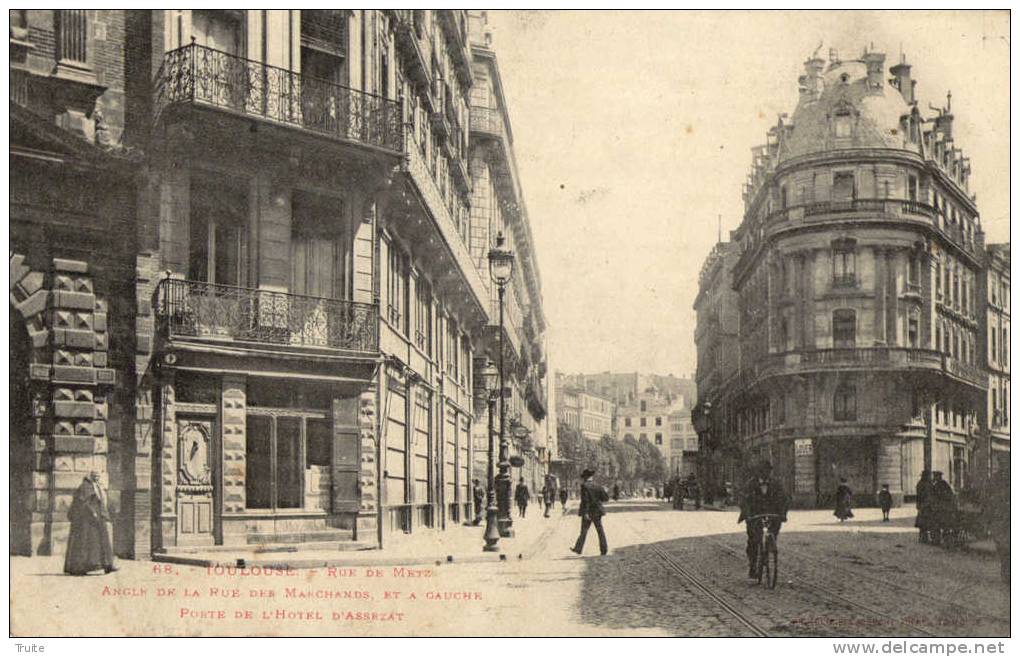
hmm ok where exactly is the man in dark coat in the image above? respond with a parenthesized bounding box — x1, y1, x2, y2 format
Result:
(915, 470, 934, 543)
(570, 468, 609, 556)
(612, 483, 620, 502)
(834, 478, 854, 522)
(514, 477, 530, 518)
(738, 461, 789, 578)
(471, 479, 486, 525)
(559, 486, 569, 511)
(542, 477, 556, 518)
(878, 484, 893, 521)
(931, 471, 956, 545)
(64, 471, 116, 576)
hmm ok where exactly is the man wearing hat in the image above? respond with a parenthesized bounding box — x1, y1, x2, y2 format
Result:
(570, 468, 609, 556)
(737, 460, 788, 578)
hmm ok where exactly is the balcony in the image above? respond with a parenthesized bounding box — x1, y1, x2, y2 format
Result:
(832, 273, 857, 289)
(157, 278, 378, 354)
(155, 43, 403, 154)
(470, 105, 505, 141)
(942, 355, 987, 389)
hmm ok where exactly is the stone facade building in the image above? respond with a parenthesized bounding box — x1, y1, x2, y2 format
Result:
(555, 379, 615, 442)
(616, 389, 679, 464)
(981, 244, 1010, 475)
(693, 48, 999, 508)
(10, 10, 549, 559)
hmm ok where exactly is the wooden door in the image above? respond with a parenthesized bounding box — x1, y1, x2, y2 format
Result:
(176, 416, 216, 546)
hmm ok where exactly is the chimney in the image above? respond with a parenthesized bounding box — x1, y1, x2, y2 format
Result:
(800, 56, 825, 102)
(889, 53, 914, 104)
(862, 51, 885, 91)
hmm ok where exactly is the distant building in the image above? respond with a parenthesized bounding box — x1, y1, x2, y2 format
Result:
(616, 388, 679, 470)
(981, 244, 1010, 475)
(556, 380, 615, 442)
(559, 371, 696, 409)
(668, 407, 699, 478)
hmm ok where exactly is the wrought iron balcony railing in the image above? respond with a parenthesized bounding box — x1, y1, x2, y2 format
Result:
(155, 42, 403, 153)
(157, 278, 378, 353)
(832, 273, 858, 288)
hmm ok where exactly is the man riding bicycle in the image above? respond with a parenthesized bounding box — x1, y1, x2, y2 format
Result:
(737, 461, 789, 578)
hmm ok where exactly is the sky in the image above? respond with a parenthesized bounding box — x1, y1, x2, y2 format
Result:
(484, 10, 1010, 377)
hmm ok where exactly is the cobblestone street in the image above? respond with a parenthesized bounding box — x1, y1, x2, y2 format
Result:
(10, 500, 1009, 637)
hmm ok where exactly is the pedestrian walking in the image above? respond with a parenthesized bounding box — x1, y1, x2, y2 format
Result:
(542, 478, 556, 518)
(514, 477, 530, 518)
(64, 471, 117, 576)
(559, 487, 568, 511)
(570, 468, 609, 556)
(834, 478, 854, 522)
(878, 484, 893, 521)
(915, 470, 934, 543)
(931, 471, 957, 545)
(471, 479, 486, 525)
(612, 483, 620, 502)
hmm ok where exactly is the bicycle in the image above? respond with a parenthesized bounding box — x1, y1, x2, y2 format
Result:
(747, 513, 781, 589)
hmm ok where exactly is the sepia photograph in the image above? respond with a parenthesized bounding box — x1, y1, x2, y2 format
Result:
(7, 7, 1012, 644)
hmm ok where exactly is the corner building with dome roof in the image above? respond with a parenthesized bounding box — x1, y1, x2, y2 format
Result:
(693, 48, 1000, 508)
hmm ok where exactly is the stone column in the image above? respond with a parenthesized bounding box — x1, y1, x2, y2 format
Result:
(220, 376, 247, 546)
(792, 437, 816, 508)
(876, 435, 904, 506)
(155, 377, 177, 551)
(357, 384, 380, 545)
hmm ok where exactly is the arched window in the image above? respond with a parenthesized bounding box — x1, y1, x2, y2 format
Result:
(834, 383, 857, 421)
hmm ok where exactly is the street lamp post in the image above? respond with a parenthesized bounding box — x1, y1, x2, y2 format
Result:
(479, 360, 500, 552)
(488, 232, 515, 538)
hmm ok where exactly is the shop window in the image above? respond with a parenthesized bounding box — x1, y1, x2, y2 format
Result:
(832, 309, 856, 348)
(834, 384, 857, 421)
(245, 409, 332, 511)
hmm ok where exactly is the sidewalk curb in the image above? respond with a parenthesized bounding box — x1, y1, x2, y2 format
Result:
(151, 513, 573, 570)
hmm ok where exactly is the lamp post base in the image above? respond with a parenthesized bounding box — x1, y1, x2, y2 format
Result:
(482, 507, 501, 552)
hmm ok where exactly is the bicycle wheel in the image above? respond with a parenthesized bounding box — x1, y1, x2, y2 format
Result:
(765, 534, 779, 589)
(756, 539, 768, 585)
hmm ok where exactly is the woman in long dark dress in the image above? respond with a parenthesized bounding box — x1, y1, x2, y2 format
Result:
(64, 472, 116, 576)
(834, 478, 854, 522)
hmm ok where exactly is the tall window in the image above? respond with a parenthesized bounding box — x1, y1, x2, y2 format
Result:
(834, 383, 857, 421)
(907, 175, 919, 202)
(414, 277, 432, 356)
(189, 177, 247, 286)
(655, 433, 663, 446)
(385, 240, 408, 333)
(832, 309, 856, 348)
(655, 417, 662, 426)
(832, 239, 856, 287)
(640, 417, 647, 427)
(908, 313, 919, 348)
(833, 110, 853, 139)
(445, 318, 459, 379)
(1003, 327, 1009, 366)
(57, 10, 89, 67)
(291, 191, 347, 299)
(625, 417, 631, 427)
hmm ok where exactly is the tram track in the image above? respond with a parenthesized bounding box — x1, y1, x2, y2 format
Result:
(705, 537, 942, 637)
(619, 517, 772, 637)
(778, 543, 1011, 627)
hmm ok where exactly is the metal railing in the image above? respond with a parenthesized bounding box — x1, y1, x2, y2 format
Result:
(942, 355, 987, 388)
(469, 105, 504, 139)
(832, 273, 857, 288)
(156, 42, 403, 152)
(157, 278, 378, 353)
